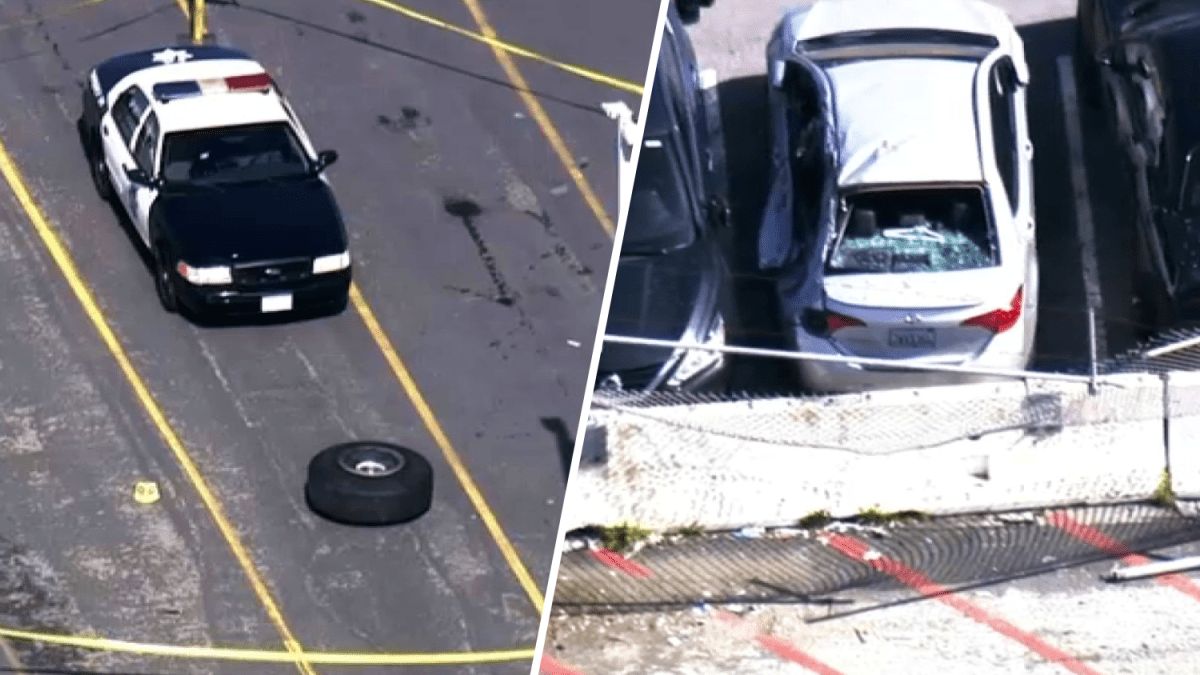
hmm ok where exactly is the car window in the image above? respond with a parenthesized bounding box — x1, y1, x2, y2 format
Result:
(623, 131, 696, 254)
(133, 111, 159, 174)
(827, 187, 998, 274)
(1183, 148, 1200, 214)
(160, 122, 311, 185)
(989, 60, 1019, 213)
(112, 86, 149, 148)
(621, 51, 697, 255)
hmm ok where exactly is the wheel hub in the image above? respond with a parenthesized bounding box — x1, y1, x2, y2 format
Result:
(338, 444, 405, 478)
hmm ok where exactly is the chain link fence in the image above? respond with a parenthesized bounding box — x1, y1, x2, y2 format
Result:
(554, 329, 1200, 615)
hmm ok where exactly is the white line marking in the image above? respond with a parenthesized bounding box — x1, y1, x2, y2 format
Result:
(1057, 54, 1108, 359)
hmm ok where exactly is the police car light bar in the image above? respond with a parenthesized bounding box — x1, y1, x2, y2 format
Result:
(153, 72, 273, 102)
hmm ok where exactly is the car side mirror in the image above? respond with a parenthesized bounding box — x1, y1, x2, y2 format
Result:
(315, 150, 339, 172)
(125, 166, 155, 187)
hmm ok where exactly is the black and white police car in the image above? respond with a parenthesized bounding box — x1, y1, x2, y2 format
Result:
(79, 45, 351, 318)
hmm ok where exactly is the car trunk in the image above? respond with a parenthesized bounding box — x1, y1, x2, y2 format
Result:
(820, 268, 1022, 362)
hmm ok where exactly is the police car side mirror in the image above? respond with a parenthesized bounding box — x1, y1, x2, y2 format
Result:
(315, 150, 339, 173)
(125, 166, 155, 187)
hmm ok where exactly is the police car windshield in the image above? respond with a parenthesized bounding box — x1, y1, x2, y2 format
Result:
(161, 122, 311, 186)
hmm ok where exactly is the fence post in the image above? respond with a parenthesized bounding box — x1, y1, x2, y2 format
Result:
(190, 0, 206, 45)
(1087, 306, 1099, 394)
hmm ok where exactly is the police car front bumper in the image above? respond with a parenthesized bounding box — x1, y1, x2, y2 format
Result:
(173, 268, 351, 317)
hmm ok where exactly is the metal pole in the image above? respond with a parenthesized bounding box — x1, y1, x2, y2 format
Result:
(190, 0, 206, 45)
(602, 334, 1102, 385)
(1105, 555, 1200, 582)
(1087, 306, 1099, 394)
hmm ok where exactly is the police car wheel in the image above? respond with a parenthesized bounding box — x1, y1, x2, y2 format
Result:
(153, 245, 179, 313)
(90, 152, 113, 201)
(305, 442, 433, 526)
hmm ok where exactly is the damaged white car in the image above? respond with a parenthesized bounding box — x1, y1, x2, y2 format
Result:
(760, 0, 1039, 393)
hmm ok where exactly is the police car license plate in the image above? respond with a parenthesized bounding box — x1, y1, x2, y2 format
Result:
(261, 294, 293, 313)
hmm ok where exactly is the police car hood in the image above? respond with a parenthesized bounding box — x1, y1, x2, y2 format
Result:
(157, 177, 347, 264)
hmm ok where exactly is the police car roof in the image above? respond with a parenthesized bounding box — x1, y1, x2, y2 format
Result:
(124, 57, 290, 134)
(155, 92, 291, 135)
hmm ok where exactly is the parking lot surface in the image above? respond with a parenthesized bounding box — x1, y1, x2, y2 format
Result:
(0, 0, 656, 672)
(547, 505, 1200, 674)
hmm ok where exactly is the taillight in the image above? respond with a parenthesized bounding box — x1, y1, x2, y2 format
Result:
(802, 308, 865, 335)
(961, 287, 1023, 333)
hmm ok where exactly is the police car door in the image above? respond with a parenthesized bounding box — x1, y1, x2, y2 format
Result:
(101, 85, 150, 239)
(128, 111, 161, 245)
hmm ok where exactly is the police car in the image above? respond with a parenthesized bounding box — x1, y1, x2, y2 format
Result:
(79, 45, 351, 317)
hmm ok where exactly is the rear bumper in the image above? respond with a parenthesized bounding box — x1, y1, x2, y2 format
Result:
(791, 329, 1031, 394)
(173, 269, 351, 317)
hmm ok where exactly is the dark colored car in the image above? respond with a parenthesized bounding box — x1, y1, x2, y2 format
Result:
(1078, 0, 1200, 327)
(676, 0, 715, 25)
(596, 4, 731, 392)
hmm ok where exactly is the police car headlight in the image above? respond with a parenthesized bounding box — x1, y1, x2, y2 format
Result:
(667, 316, 725, 388)
(313, 251, 350, 274)
(176, 261, 232, 286)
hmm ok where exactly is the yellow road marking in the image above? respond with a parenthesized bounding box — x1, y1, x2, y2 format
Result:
(459, 0, 619, 237)
(0, 134, 316, 675)
(175, 0, 188, 18)
(0, 626, 534, 665)
(357, 0, 641, 95)
(0, 635, 24, 674)
(349, 284, 547, 612)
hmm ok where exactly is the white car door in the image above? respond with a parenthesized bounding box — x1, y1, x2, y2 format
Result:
(128, 110, 161, 245)
(101, 85, 150, 239)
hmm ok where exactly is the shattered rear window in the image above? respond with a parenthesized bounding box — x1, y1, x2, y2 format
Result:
(826, 186, 997, 274)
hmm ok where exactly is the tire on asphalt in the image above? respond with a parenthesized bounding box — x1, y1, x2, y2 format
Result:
(305, 441, 433, 526)
(153, 243, 179, 313)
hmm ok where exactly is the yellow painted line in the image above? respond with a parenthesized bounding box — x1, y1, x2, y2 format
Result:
(458, 0, 618, 237)
(0, 635, 24, 673)
(0, 626, 534, 665)
(0, 131, 315, 675)
(349, 284, 547, 612)
(357, 0, 642, 95)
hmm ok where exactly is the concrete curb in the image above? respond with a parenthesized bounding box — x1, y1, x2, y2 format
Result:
(565, 373, 1168, 532)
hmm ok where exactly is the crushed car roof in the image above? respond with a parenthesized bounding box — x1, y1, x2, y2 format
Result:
(830, 58, 983, 186)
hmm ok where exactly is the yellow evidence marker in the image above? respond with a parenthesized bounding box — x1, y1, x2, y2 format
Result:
(133, 481, 161, 505)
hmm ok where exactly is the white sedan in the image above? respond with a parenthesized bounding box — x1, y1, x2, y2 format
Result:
(759, 0, 1040, 392)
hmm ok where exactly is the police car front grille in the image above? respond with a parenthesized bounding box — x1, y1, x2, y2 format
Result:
(232, 259, 311, 287)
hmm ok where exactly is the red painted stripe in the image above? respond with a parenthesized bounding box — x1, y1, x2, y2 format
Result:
(712, 609, 845, 675)
(540, 654, 585, 675)
(586, 547, 843, 674)
(1047, 511, 1200, 603)
(823, 533, 1100, 675)
(590, 548, 654, 578)
(755, 634, 845, 675)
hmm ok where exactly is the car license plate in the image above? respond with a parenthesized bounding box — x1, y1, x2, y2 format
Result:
(261, 293, 293, 313)
(888, 328, 935, 349)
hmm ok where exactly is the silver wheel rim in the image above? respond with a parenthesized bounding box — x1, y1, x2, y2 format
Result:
(338, 445, 405, 478)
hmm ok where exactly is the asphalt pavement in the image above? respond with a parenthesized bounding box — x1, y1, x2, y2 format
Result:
(0, 0, 658, 673)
